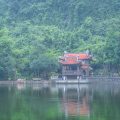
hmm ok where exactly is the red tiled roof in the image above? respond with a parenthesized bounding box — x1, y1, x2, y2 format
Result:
(64, 53, 90, 59)
(59, 53, 91, 65)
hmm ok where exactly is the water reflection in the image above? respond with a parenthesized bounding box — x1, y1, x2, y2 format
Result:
(57, 85, 90, 118)
(0, 83, 120, 120)
(16, 83, 26, 90)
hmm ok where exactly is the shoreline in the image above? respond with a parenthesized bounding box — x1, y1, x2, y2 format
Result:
(0, 80, 50, 85)
(0, 77, 120, 85)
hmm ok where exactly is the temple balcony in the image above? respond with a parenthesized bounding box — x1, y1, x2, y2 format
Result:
(62, 70, 82, 76)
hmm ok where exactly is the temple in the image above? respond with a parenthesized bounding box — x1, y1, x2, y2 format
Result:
(59, 52, 92, 80)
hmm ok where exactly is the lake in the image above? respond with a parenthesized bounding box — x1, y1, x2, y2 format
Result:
(0, 83, 120, 120)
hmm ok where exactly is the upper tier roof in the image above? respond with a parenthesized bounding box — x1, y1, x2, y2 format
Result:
(59, 53, 92, 65)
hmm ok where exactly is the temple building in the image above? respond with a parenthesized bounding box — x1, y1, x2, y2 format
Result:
(59, 52, 92, 80)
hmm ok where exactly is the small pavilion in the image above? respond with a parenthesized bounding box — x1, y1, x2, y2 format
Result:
(59, 52, 92, 80)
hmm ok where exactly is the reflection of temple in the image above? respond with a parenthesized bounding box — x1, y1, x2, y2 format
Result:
(58, 85, 90, 117)
(16, 83, 26, 90)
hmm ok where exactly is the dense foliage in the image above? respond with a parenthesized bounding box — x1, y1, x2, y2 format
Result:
(0, 0, 120, 80)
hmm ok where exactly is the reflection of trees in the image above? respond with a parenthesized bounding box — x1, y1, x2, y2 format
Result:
(90, 84, 120, 120)
(0, 86, 13, 120)
(0, 85, 62, 120)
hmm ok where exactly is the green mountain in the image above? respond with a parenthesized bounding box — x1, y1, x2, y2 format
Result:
(0, 0, 120, 79)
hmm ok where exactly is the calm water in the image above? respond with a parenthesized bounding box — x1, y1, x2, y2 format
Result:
(0, 83, 120, 120)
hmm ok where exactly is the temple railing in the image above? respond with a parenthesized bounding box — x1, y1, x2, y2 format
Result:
(62, 70, 81, 75)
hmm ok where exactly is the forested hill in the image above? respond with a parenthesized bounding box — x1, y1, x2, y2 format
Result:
(1, 0, 120, 28)
(0, 0, 120, 80)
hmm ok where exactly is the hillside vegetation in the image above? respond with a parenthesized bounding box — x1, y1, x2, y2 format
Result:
(0, 0, 120, 79)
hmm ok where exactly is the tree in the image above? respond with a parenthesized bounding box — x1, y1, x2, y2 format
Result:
(0, 28, 15, 80)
